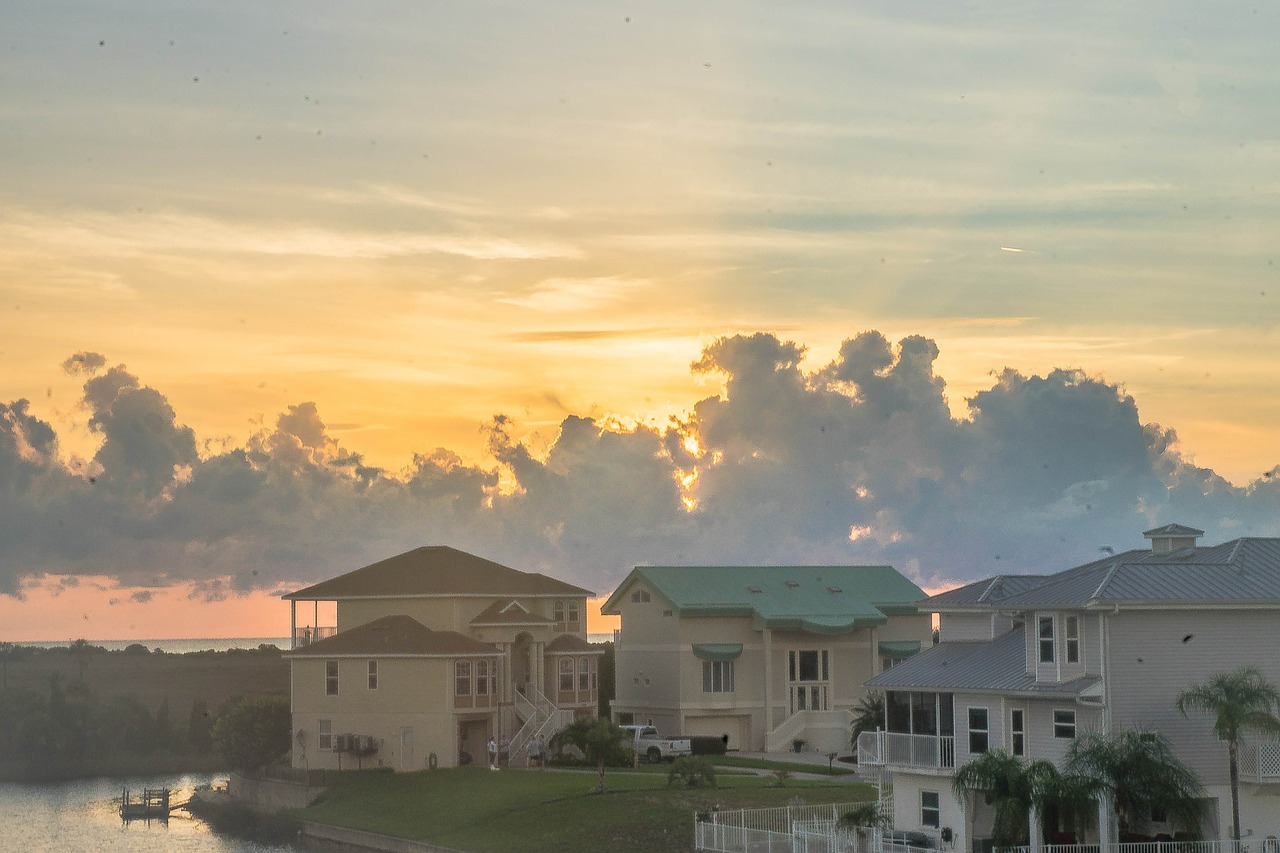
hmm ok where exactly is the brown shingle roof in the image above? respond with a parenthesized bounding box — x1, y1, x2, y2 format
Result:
(286, 615, 499, 658)
(469, 599, 555, 627)
(283, 546, 594, 600)
(544, 633, 602, 654)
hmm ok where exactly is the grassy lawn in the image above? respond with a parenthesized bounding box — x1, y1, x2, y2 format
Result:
(296, 765, 876, 853)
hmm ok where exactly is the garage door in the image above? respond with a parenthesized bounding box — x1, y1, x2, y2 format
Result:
(683, 715, 750, 751)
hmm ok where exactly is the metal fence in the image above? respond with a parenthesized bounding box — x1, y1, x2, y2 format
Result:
(694, 801, 876, 853)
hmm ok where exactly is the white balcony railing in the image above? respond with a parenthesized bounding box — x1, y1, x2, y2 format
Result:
(857, 730, 955, 771)
(292, 626, 336, 647)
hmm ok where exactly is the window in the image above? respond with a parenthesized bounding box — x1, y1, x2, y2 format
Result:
(790, 649, 829, 681)
(475, 660, 489, 695)
(559, 658, 574, 691)
(1010, 709, 1025, 756)
(318, 719, 332, 750)
(455, 660, 472, 696)
(578, 656, 595, 691)
(553, 600, 565, 622)
(702, 660, 735, 692)
(630, 589, 650, 603)
(567, 599, 580, 624)
(921, 791, 941, 829)
(968, 707, 989, 753)
(1053, 709, 1076, 739)
(1065, 615, 1080, 664)
(1038, 616, 1055, 664)
(367, 660, 378, 690)
(325, 660, 339, 696)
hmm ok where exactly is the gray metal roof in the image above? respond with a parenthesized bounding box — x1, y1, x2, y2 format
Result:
(931, 537, 1280, 611)
(926, 575, 1045, 606)
(1143, 523, 1205, 537)
(865, 625, 1099, 698)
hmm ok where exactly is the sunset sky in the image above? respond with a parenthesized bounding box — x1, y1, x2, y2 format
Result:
(3, 1, 1280, 642)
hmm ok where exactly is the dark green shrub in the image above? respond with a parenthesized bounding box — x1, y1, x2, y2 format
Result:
(667, 755, 717, 788)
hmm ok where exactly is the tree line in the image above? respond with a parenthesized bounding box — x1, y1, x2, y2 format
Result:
(0, 641, 286, 780)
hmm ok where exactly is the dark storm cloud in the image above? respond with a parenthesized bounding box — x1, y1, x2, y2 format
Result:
(2, 339, 1278, 600)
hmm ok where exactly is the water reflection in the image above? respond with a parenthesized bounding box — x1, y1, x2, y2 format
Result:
(0, 773, 303, 852)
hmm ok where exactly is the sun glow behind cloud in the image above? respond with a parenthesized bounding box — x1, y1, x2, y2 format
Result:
(2, 0, 1280, 640)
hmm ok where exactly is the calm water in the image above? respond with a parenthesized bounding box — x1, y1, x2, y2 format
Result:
(15, 638, 292, 654)
(0, 773, 306, 853)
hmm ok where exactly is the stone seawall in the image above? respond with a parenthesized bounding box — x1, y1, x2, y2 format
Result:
(228, 771, 326, 811)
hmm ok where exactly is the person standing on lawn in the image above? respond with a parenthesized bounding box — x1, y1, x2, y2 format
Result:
(488, 736, 498, 769)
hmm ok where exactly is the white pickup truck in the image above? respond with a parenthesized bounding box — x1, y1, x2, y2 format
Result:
(622, 724, 693, 763)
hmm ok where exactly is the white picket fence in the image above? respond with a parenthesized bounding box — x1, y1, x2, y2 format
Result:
(694, 801, 878, 853)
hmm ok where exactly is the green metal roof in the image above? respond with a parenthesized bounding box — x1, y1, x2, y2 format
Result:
(878, 640, 922, 659)
(692, 643, 744, 661)
(602, 564, 925, 635)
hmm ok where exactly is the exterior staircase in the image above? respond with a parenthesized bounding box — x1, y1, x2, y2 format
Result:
(508, 684, 573, 765)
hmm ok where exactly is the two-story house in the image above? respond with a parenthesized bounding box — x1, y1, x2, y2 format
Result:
(284, 546, 601, 771)
(603, 564, 932, 754)
(860, 525, 1280, 852)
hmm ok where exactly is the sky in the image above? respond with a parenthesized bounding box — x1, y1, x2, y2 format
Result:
(2, 1, 1280, 642)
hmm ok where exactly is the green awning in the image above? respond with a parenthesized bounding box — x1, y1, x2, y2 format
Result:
(692, 643, 743, 662)
(878, 640, 922, 660)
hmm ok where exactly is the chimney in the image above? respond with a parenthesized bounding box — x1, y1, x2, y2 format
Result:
(1142, 524, 1204, 555)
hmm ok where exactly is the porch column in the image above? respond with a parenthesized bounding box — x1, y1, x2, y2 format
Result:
(1029, 805, 1043, 853)
(1097, 793, 1114, 846)
(763, 628, 774, 744)
(534, 642, 543, 695)
(499, 643, 511, 703)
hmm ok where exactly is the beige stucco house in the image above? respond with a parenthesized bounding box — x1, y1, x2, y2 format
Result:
(602, 564, 931, 755)
(285, 546, 601, 771)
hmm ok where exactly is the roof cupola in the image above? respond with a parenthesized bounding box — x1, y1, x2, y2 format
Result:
(1142, 523, 1204, 555)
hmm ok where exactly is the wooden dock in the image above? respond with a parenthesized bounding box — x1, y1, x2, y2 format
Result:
(120, 787, 170, 822)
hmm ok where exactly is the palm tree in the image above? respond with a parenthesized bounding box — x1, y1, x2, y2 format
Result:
(1176, 666, 1280, 840)
(952, 749, 1085, 848)
(552, 717, 630, 793)
(953, 750, 1038, 848)
(850, 691, 885, 752)
(1066, 729, 1205, 839)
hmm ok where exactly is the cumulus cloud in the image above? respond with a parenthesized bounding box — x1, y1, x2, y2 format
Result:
(2, 338, 1278, 600)
(61, 351, 106, 376)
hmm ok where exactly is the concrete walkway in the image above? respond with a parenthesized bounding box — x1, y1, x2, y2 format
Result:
(719, 750, 869, 782)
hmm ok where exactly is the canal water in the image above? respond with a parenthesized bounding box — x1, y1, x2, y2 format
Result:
(0, 773, 309, 852)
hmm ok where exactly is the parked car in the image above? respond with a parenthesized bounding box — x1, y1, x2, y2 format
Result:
(620, 725, 693, 763)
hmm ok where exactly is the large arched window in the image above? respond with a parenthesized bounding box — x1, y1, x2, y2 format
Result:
(455, 660, 472, 695)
